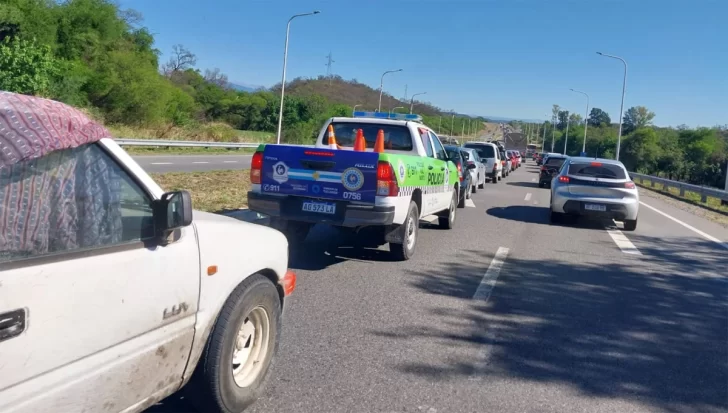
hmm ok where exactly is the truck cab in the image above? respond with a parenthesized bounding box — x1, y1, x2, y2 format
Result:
(248, 111, 460, 260)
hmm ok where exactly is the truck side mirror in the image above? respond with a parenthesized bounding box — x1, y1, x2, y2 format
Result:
(154, 190, 193, 238)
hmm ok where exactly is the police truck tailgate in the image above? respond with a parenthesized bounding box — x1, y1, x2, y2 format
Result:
(260, 145, 379, 204)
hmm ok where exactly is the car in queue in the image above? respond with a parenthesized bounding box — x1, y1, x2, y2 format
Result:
(549, 157, 639, 231)
(539, 154, 569, 188)
(444, 145, 476, 207)
(247, 111, 460, 261)
(460, 147, 487, 192)
(462, 141, 503, 184)
(0, 92, 296, 413)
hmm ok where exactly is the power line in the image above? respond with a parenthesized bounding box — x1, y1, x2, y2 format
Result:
(325, 52, 335, 85)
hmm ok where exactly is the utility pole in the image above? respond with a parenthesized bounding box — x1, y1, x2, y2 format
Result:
(542, 120, 547, 151)
(325, 52, 335, 85)
(403, 84, 408, 101)
(438, 116, 442, 133)
(564, 117, 570, 155)
(551, 115, 556, 152)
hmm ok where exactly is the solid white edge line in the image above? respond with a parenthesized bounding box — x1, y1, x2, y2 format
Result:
(150, 162, 173, 165)
(472, 247, 510, 301)
(192, 162, 209, 164)
(531, 178, 536, 182)
(524, 193, 532, 201)
(223, 161, 238, 163)
(465, 198, 476, 208)
(639, 201, 728, 250)
(607, 228, 642, 255)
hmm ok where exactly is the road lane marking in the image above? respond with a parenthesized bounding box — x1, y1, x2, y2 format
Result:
(223, 161, 238, 163)
(532, 178, 536, 182)
(607, 229, 642, 255)
(473, 247, 509, 301)
(192, 162, 209, 164)
(640, 201, 728, 250)
(524, 193, 532, 201)
(150, 162, 173, 165)
(465, 198, 476, 208)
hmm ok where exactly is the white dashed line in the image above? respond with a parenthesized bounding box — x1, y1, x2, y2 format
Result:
(473, 247, 510, 301)
(607, 229, 642, 255)
(524, 193, 532, 201)
(223, 161, 238, 163)
(150, 162, 173, 165)
(193, 162, 209, 164)
(532, 178, 536, 182)
(465, 198, 476, 208)
(640, 201, 728, 250)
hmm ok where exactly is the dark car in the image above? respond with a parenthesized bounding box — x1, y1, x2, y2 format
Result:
(539, 154, 569, 188)
(445, 145, 476, 208)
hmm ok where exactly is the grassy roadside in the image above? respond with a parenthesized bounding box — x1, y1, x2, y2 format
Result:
(633, 176, 728, 214)
(151, 170, 250, 212)
(110, 124, 272, 156)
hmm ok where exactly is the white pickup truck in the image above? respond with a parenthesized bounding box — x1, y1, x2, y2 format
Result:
(0, 92, 294, 413)
(247, 111, 469, 260)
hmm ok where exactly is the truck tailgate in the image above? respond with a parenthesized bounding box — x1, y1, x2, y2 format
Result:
(260, 145, 379, 204)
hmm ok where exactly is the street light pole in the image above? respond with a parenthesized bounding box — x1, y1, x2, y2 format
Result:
(389, 106, 404, 116)
(378, 69, 403, 112)
(551, 114, 556, 152)
(409, 92, 427, 113)
(564, 116, 570, 155)
(438, 116, 441, 133)
(597, 51, 627, 160)
(352, 104, 361, 116)
(542, 116, 547, 151)
(276, 10, 320, 144)
(570, 88, 589, 155)
(450, 113, 455, 135)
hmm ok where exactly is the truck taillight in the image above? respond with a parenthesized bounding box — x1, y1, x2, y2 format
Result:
(250, 151, 263, 184)
(376, 161, 399, 196)
(457, 163, 463, 181)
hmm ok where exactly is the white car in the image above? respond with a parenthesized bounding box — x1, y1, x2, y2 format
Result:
(463, 142, 504, 184)
(0, 92, 295, 413)
(460, 147, 487, 192)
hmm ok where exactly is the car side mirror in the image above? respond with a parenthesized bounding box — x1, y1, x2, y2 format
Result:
(154, 190, 193, 239)
(467, 163, 477, 170)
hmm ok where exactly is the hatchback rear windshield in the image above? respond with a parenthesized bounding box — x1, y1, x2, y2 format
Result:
(444, 147, 462, 162)
(328, 122, 413, 150)
(464, 144, 495, 158)
(545, 157, 567, 167)
(568, 162, 627, 179)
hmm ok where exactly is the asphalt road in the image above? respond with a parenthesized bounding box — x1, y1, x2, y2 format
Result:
(132, 154, 252, 173)
(149, 162, 728, 413)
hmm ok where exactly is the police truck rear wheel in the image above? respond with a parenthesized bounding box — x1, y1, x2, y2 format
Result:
(390, 201, 419, 260)
(438, 190, 457, 229)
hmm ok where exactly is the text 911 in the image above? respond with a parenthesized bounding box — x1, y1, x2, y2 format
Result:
(263, 184, 280, 192)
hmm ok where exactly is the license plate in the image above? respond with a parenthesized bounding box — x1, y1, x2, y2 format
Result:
(584, 203, 607, 212)
(302, 201, 336, 214)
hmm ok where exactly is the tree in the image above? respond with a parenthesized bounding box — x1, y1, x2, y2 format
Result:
(588, 108, 611, 127)
(623, 106, 655, 134)
(162, 44, 196, 75)
(621, 128, 661, 173)
(0, 37, 57, 95)
(551, 104, 560, 124)
(557, 110, 569, 130)
(204, 68, 229, 89)
(568, 113, 582, 125)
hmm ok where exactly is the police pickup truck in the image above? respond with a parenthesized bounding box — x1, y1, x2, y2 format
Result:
(247, 111, 470, 260)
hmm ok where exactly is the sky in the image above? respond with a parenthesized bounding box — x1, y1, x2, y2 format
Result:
(118, 0, 727, 127)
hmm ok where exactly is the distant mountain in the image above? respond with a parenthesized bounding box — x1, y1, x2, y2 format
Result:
(229, 82, 266, 93)
(469, 114, 545, 123)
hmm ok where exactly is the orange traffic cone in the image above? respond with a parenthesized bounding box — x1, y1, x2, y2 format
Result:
(373, 129, 385, 153)
(353, 128, 366, 151)
(327, 125, 339, 150)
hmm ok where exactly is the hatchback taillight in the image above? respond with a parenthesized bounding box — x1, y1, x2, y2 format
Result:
(625, 182, 636, 189)
(558, 176, 570, 183)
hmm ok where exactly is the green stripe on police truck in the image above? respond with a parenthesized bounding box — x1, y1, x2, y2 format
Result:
(381, 153, 458, 198)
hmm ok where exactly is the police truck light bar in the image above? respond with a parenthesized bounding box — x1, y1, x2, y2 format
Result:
(352, 111, 423, 123)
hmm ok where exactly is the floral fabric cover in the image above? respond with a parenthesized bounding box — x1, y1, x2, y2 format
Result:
(0, 92, 123, 262)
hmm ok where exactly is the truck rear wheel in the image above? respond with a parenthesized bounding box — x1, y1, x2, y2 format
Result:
(438, 190, 457, 229)
(188, 274, 281, 413)
(390, 201, 419, 261)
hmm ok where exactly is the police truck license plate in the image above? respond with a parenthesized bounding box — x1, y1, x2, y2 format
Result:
(584, 203, 607, 212)
(302, 201, 336, 214)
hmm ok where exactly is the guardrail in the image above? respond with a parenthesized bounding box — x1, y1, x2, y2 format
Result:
(115, 138, 262, 149)
(629, 172, 728, 205)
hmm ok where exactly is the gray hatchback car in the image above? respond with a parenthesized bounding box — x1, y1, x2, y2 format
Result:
(549, 157, 639, 231)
